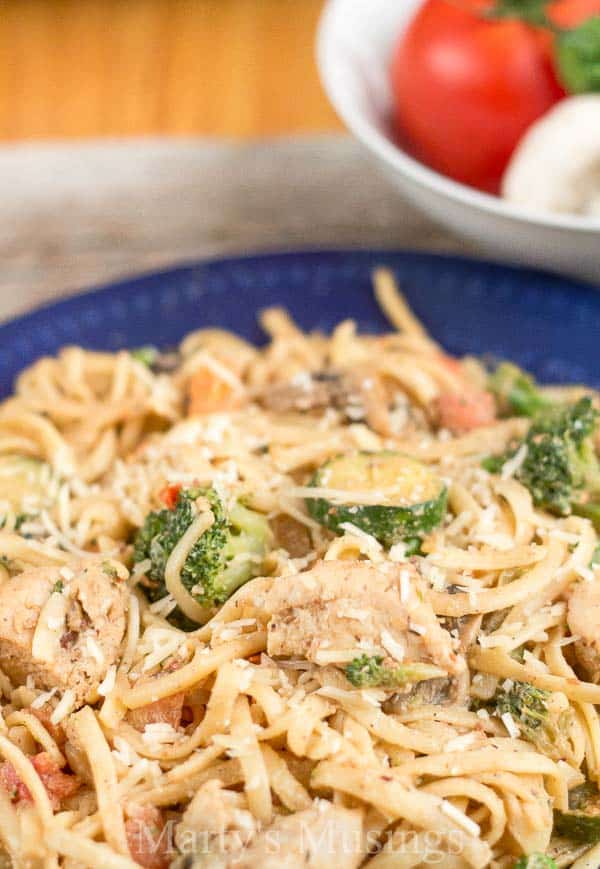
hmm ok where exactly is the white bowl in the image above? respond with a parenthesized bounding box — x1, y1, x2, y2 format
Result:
(317, 0, 600, 283)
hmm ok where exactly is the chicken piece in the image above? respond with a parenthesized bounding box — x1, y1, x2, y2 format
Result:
(0, 561, 128, 705)
(265, 560, 464, 676)
(260, 369, 391, 435)
(176, 780, 258, 855)
(568, 580, 600, 683)
(176, 800, 364, 869)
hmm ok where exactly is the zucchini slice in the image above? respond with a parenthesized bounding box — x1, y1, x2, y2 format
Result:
(306, 451, 447, 549)
(554, 783, 600, 843)
(0, 455, 52, 515)
(553, 810, 600, 843)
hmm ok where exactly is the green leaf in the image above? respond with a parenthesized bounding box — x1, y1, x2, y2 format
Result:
(557, 16, 600, 93)
(487, 0, 552, 27)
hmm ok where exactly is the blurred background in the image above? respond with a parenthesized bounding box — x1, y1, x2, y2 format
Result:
(1, 0, 596, 320)
(1, 0, 340, 140)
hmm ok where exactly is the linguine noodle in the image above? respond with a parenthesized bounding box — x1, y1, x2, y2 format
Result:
(0, 269, 598, 869)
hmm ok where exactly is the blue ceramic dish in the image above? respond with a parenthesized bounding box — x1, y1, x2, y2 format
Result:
(1, 249, 599, 400)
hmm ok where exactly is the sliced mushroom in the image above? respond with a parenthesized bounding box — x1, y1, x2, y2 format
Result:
(260, 368, 392, 435)
(502, 95, 600, 217)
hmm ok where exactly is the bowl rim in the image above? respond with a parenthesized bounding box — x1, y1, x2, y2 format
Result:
(316, 0, 600, 235)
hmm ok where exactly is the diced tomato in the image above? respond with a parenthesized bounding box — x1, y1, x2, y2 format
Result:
(126, 692, 185, 732)
(436, 390, 497, 434)
(125, 805, 170, 869)
(0, 752, 79, 810)
(159, 484, 182, 510)
(187, 365, 240, 415)
(438, 354, 463, 376)
(32, 753, 80, 808)
(0, 761, 32, 804)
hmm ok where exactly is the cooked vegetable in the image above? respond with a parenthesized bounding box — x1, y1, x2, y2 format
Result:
(435, 389, 496, 434)
(187, 366, 240, 415)
(306, 451, 447, 550)
(344, 654, 446, 689)
(0, 455, 51, 515)
(134, 486, 272, 627)
(483, 397, 600, 522)
(493, 680, 573, 760)
(488, 362, 552, 418)
(513, 854, 557, 869)
(568, 780, 599, 810)
(554, 782, 600, 842)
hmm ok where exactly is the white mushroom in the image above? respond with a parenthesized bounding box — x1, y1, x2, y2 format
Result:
(502, 95, 600, 217)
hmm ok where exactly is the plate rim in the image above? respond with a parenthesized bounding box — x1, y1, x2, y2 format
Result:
(1, 246, 598, 340)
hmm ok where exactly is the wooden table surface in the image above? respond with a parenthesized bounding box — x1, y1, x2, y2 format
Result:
(0, 135, 474, 323)
(0, 0, 340, 140)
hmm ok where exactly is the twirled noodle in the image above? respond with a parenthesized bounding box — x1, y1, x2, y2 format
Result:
(0, 270, 598, 867)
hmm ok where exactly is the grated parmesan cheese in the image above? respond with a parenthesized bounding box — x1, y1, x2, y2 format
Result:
(501, 711, 520, 739)
(444, 733, 479, 753)
(86, 636, 105, 666)
(30, 688, 58, 710)
(338, 522, 383, 553)
(141, 722, 181, 746)
(388, 543, 408, 563)
(380, 629, 405, 663)
(500, 444, 528, 480)
(440, 800, 481, 837)
(399, 570, 411, 603)
(97, 665, 117, 697)
(576, 566, 595, 583)
(50, 690, 76, 725)
(408, 621, 426, 636)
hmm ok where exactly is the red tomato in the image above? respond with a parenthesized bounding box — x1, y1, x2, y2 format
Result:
(159, 483, 182, 509)
(391, 0, 566, 192)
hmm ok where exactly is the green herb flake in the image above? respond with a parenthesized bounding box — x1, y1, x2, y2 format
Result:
(130, 346, 158, 368)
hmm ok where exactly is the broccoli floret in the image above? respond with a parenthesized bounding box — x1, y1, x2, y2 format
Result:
(494, 681, 573, 761)
(134, 486, 271, 626)
(484, 397, 600, 522)
(513, 854, 557, 869)
(344, 654, 444, 689)
(488, 362, 552, 418)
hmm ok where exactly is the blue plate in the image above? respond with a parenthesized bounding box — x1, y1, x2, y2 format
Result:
(1, 249, 599, 400)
